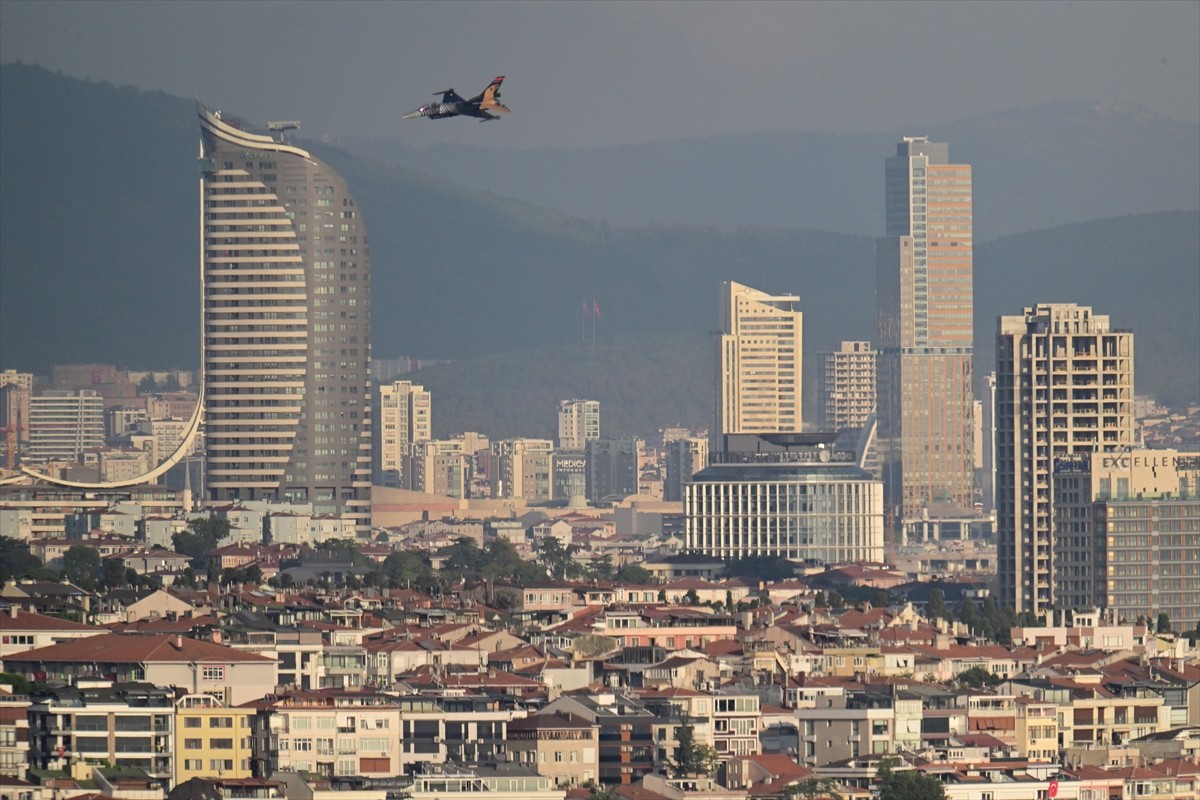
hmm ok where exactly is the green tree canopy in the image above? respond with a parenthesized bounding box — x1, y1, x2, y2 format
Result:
(61, 545, 101, 588)
(668, 723, 719, 778)
(615, 563, 654, 584)
(876, 759, 946, 800)
(383, 550, 434, 589)
(173, 515, 231, 567)
(723, 555, 797, 582)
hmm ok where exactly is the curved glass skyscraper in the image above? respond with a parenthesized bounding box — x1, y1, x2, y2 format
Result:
(198, 106, 370, 531)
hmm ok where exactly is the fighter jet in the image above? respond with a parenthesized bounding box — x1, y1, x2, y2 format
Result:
(402, 76, 510, 122)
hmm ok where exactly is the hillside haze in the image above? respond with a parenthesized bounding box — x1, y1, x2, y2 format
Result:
(342, 102, 1200, 240)
(1, 65, 1196, 438)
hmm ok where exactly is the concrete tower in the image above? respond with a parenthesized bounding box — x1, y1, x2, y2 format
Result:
(198, 106, 370, 530)
(876, 137, 975, 529)
(717, 280, 803, 439)
(995, 303, 1135, 617)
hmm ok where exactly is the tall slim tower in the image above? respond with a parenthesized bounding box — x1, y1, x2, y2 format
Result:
(995, 303, 1134, 617)
(198, 106, 371, 530)
(717, 281, 803, 438)
(876, 137, 975, 526)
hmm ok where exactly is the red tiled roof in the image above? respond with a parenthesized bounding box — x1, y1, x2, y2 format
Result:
(0, 608, 102, 632)
(3, 632, 273, 664)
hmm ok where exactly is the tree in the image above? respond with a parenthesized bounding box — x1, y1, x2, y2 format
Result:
(615, 563, 654, 584)
(62, 545, 101, 588)
(876, 758, 946, 800)
(537, 536, 578, 580)
(137, 374, 158, 394)
(786, 777, 843, 800)
(925, 588, 948, 622)
(954, 666, 1000, 690)
(1157, 612, 1171, 634)
(668, 723, 719, 778)
(383, 550, 434, 589)
(0, 536, 42, 581)
(723, 555, 797, 582)
(173, 515, 231, 568)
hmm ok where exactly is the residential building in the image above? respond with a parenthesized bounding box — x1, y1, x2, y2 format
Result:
(0, 608, 104, 660)
(3, 632, 277, 705)
(995, 303, 1136, 616)
(507, 713, 599, 788)
(374, 381, 431, 488)
(174, 693, 255, 786)
(716, 281, 803, 438)
(586, 438, 640, 504)
(875, 137, 975, 528)
(407, 440, 472, 498)
(27, 680, 175, 785)
(198, 105, 371, 530)
(557, 400, 600, 452)
(1053, 449, 1200, 630)
(540, 692, 656, 785)
(491, 439, 553, 502)
(26, 390, 105, 464)
(0, 688, 31, 779)
(664, 436, 708, 503)
(816, 341, 877, 433)
(685, 433, 884, 563)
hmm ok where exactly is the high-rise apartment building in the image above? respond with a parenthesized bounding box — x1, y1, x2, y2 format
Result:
(876, 137, 975, 525)
(407, 439, 472, 498)
(27, 390, 105, 463)
(717, 281, 803, 439)
(996, 303, 1135, 617)
(374, 380, 431, 488)
(198, 106, 370, 528)
(816, 341, 877, 433)
(558, 399, 600, 451)
(586, 437, 641, 504)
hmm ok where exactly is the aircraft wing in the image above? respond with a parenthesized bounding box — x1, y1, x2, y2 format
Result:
(438, 89, 467, 104)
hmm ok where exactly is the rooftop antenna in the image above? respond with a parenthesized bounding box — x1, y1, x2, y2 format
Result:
(267, 120, 300, 143)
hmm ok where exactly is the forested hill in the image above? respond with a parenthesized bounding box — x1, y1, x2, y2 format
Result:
(1, 65, 1196, 437)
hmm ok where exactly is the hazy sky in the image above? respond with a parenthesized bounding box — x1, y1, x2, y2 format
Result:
(2, 0, 1197, 150)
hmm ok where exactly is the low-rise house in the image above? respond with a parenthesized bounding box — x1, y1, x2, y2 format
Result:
(2, 633, 277, 706)
(0, 608, 104, 660)
(507, 712, 600, 787)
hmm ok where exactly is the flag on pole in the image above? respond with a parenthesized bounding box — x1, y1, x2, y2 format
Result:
(582, 299, 591, 316)
(593, 299, 601, 318)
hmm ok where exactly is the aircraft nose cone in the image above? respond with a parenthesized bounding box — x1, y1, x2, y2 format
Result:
(401, 109, 424, 120)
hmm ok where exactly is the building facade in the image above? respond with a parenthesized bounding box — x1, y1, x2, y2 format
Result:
(664, 436, 708, 502)
(557, 399, 600, 452)
(26, 390, 105, 464)
(586, 438, 640, 504)
(816, 341, 877, 433)
(198, 105, 371, 530)
(875, 137, 975, 526)
(996, 303, 1135, 617)
(491, 439, 553, 502)
(716, 281, 803, 439)
(374, 381, 431, 488)
(1053, 449, 1199, 630)
(684, 434, 884, 564)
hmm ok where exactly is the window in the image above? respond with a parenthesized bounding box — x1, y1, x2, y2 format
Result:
(210, 738, 234, 750)
(201, 666, 225, 681)
(185, 717, 202, 728)
(210, 717, 233, 728)
(184, 738, 202, 750)
(294, 738, 313, 752)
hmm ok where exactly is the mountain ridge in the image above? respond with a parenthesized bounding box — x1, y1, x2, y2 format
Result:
(1, 65, 1196, 430)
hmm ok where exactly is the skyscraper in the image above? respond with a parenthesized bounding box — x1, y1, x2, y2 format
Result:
(717, 281, 803, 439)
(995, 303, 1135, 617)
(374, 380, 431, 488)
(816, 341, 877, 433)
(198, 106, 370, 529)
(876, 137, 975, 527)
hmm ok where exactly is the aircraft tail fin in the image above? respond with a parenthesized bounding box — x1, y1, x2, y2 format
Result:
(475, 75, 510, 113)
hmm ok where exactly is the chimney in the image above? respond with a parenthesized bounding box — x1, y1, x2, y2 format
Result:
(174, 635, 184, 650)
(8, 606, 17, 619)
